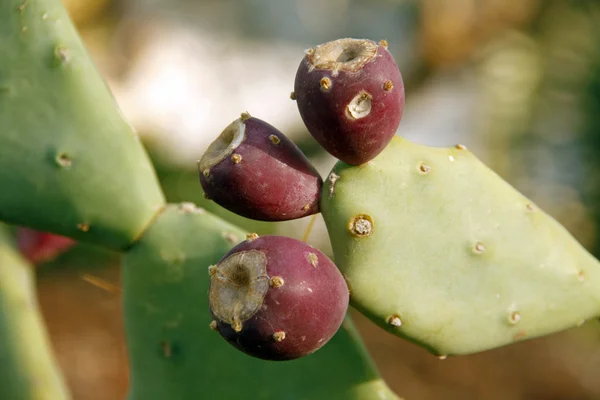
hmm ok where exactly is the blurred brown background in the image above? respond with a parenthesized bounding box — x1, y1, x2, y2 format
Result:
(36, 0, 600, 399)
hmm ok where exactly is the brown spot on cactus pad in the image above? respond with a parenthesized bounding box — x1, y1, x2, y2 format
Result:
(209, 236, 349, 361)
(198, 116, 322, 221)
(294, 38, 405, 165)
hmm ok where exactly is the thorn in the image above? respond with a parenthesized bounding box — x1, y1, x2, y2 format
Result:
(302, 214, 318, 242)
(80, 274, 121, 293)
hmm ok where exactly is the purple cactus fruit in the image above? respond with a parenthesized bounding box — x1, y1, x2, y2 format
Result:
(208, 235, 349, 361)
(198, 113, 322, 221)
(293, 38, 405, 165)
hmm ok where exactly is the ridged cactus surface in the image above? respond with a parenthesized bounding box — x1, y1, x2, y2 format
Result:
(322, 136, 600, 356)
(0, 0, 165, 250)
(122, 204, 398, 400)
(0, 225, 70, 400)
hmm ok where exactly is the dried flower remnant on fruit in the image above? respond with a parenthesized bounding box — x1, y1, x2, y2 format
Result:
(246, 233, 259, 241)
(308, 38, 378, 75)
(209, 250, 270, 333)
(348, 214, 374, 237)
(198, 118, 246, 172)
(290, 91, 296, 100)
(378, 39, 388, 48)
(383, 80, 394, 91)
(209, 320, 217, 330)
(455, 144, 467, 150)
(77, 223, 90, 232)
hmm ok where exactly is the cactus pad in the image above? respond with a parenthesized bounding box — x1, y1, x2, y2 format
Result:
(0, 225, 70, 400)
(321, 136, 600, 356)
(0, 0, 165, 250)
(122, 204, 398, 399)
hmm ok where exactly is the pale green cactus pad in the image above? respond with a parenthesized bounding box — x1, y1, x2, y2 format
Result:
(122, 204, 399, 400)
(0, 225, 70, 400)
(321, 136, 600, 356)
(0, 0, 165, 250)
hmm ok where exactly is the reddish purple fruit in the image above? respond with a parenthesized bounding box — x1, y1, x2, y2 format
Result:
(208, 234, 349, 361)
(198, 113, 322, 221)
(293, 38, 405, 165)
(16, 228, 76, 265)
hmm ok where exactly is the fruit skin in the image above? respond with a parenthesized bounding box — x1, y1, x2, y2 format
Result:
(321, 135, 600, 356)
(210, 235, 350, 361)
(294, 38, 405, 165)
(122, 204, 399, 400)
(16, 228, 76, 264)
(198, 115, 322, 221)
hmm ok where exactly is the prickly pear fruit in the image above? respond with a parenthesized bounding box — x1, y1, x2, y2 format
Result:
(321, 136, 600, 356)
(16, 228, 76, 265)
(209, 235, 349, 361)
(198, 114, 322, 221)
(122, 204, 399, 399)
(294, 38, 405, 165)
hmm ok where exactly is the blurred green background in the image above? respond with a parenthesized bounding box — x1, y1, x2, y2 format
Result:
(33, 0, 600, 399)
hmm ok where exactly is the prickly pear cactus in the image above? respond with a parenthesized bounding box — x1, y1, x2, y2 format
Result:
(0, 225, 70, 400)
(0, 0, 165, 250)
(321, 136, 600, 356)
(122, 204, 399, 400)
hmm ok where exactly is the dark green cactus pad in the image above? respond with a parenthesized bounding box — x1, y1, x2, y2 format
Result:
(0, 0, 165, 250)
(321, 136, 600, 356)
(0, 225, 70, 400)
(122, 204, 398, 400)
